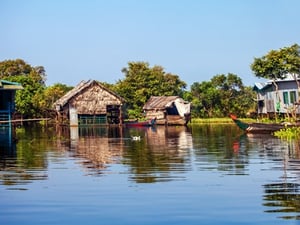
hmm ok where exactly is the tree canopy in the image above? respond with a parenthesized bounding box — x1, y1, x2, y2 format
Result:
(0, 59, 259, 119)
(0, 59, 46, 117)
(0, 59, 72, 118)
(113, 61, 187, 118)
(251, 43, 300, 92)
(190, 74, 255, 118)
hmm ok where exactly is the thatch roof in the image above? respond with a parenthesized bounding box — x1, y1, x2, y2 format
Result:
(53, 80, 125, 108)
(143, 96, 181, 110)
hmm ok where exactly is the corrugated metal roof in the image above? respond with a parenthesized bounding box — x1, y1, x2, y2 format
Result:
(143, 96, 180, 110)
(253, 82, 269, 90)
(253, 74, 300, 91)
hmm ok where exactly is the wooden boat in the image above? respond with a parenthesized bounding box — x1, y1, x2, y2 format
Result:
(230, 114, 291, 133)
(125, 118, 156, 127)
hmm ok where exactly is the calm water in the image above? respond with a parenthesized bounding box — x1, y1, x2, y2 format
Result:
(0, 124, 299, 225)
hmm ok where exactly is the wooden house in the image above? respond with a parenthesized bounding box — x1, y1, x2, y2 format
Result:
(0, 80, 23, 126)
(253, 75, 300, 117)
(143, 96, 191, 125)
(53, 80, 125, 126)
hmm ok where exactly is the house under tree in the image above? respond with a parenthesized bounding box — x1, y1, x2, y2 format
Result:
(143, 96, 191, 125)
(253, 74, 300, 117)
(0, 79, 23, 126)
(53, 80, 125, 126)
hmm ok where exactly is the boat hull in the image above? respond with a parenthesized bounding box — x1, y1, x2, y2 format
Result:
(244, 123, 286, 133)
(230, 114, 293, 134)
(125, 118, 156, 127)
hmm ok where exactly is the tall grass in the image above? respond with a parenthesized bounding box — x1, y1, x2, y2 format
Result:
(191, 117, 255, 124)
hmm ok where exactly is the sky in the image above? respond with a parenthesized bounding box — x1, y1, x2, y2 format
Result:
(1, 0, 300, 88)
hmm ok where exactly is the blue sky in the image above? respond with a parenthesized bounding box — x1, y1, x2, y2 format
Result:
(1, 0, 299, 88)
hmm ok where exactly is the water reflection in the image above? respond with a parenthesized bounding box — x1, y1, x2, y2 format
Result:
(191, 124, 251, 175)
(123, 126, 193, 183)
(245, 133, 300, 220)
(0, 125, 48, 187)
(52, 125, 194, 181)
(0, 126, 16, 156)
(263, 182, 300, 220)
(0, 124, 300, 221)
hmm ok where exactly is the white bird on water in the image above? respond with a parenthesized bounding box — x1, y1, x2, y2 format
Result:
(131, 136, 141, 141)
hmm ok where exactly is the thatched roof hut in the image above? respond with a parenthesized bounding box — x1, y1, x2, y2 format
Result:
(53, 80, 125, 126)
(143, 96, 191, 125)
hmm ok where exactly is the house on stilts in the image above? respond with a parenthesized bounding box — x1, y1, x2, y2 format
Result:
(143, 96, 191, 125)
(53, 80, 125, 126)
(0, 80, 23, 126)
(253, 74, 300, 118)
(0, 79, 23, 150)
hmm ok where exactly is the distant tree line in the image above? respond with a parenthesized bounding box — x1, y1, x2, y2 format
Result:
(1, 43, 299, 119)
(0, 59, 73, 118)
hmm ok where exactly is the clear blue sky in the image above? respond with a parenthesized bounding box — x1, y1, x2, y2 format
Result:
(1, 0, 299, 87)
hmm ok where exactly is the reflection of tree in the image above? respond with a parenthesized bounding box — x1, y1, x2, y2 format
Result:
(191, 124, 249, 175)
(0, 125, 50, 186)
(260, 137, 300, 220)
(123, 126, 192, 183)
(263, 182, 300, 220)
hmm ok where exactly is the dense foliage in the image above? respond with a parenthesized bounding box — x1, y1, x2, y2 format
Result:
(0, 59, 259, 119)
(251, 44, 300, 83)
(112, 62, 187, 118)
(274, 127, 300, 140)
(251, 44, 300, 120)
(189, 74, 255, 118)
(3, 44, 299, 120)
(0, 59, 72, 118)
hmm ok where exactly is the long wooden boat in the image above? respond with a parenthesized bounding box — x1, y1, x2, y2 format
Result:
(230, 114, 292, 133)
(125, 118, 156, 127)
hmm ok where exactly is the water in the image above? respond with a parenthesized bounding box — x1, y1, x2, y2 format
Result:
(0, 124, 299, 225)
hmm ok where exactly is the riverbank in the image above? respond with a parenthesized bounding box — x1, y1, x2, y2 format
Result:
(191, 117, 256, 124)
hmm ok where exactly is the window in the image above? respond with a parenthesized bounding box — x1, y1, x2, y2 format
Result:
(290, 91, 297, 104)
(283, 92, 289, 104)
(78, 114, 107, 125)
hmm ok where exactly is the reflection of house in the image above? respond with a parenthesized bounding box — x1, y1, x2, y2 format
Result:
(143, 96, 191, 125)
(253, 75, 300, 116)
(53, 80, 125, 126)
(0, 80, 23, 126)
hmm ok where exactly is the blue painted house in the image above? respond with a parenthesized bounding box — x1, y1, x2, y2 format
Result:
(0, 80, 23, 125)
(253, 75, 300, 116)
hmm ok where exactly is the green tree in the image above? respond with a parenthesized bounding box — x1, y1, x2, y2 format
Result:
(0, 59, 46, 118)
(211, 73, 244, 116)
(190, 81, 221, 118)
(251, 44, 300, 119)
(190, 74, 255, 118)
(0, 59, 32, 78)
(281, 44, 300, 92)
(114, 62, 186, 118)
(8, 75, 45, 117)
(32, 83, 73, 117)
(251, 44, 300, 92)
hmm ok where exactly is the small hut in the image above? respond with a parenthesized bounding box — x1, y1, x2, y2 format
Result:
(0, 80, 23, 126)
(53, 80, 125, 126)
(143, 96, 191, 125)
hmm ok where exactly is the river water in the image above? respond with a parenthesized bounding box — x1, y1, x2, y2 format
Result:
(0, 124, 299, 225)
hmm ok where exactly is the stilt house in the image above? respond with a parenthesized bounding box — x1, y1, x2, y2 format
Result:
(143, 96, 191, 125)
(0, 80, 23, 126)
(253, 74, 300, 117)
(53, 80, 125, 126)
